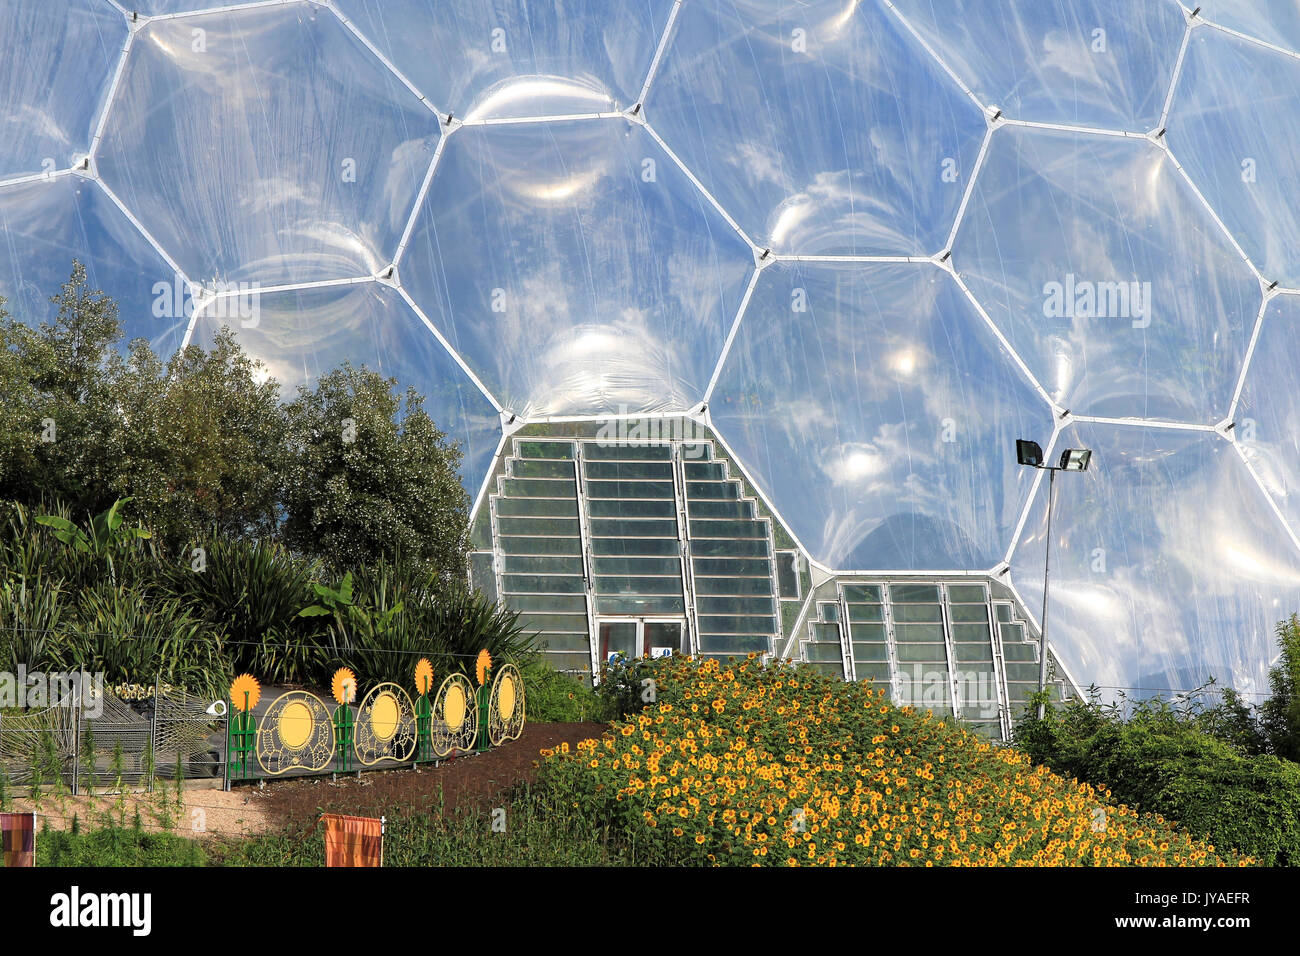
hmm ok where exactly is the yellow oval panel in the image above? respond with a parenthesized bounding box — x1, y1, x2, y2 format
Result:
(371, 691, 399, 742)
(499, 673, 516, 720)
(279, 700, 313, 750)
(445, 684, 466, 731)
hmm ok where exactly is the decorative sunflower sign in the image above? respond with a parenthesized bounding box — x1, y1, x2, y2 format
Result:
(331, 667, 358, 773)
(414, 658, 435, 762)
(227, 674, 261, 781)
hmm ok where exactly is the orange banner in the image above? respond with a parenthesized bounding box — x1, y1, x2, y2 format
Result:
(321, 813, 383, 867)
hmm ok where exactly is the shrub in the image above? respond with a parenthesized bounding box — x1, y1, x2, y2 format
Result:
(1015, 695, 1300, 865)
(522, 659, 608, 722)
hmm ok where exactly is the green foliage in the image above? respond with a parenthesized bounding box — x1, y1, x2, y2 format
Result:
(281, 363, 469, 581)
(1015, 689, 1300, 865)
(1259, 614, 1300, 763)
(156, 536, 320, 683)
(37, 823, 207, 867)
(47, 585, 228, 700)
(218, 785, 638, 867)
(521, 659, 608, 722)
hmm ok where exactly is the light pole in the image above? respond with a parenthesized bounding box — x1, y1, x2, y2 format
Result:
(1016, 440, 1092, 719)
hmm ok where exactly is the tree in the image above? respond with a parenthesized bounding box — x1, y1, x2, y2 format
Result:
(282, 363, 468, 580)
(1259, 614, 1300, 763)
(112, 326, 287, 547)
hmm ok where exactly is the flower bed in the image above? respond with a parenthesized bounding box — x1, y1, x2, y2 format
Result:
(539, 655, 1250, 866)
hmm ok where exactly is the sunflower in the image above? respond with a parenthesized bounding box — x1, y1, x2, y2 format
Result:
(414, 657, 435, 696)
(229, 673, 261, 712)
(331, 667, 358, 705)
(475, 648, 492, 686)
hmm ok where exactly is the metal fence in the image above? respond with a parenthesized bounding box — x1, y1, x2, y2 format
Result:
(0, 678, 227, 796)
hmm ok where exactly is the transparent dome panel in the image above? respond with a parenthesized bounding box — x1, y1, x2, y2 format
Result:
(0, 176, 187, 355)
(710, 261, 1053, 571)
(188, 281, 500, 493)
(648, 0, 985, 256)
(1166, 28, 1300, 287)
(1234, 293, 1300, 534)
(401, 118, 754, 419)
(0, 0, 125, 180)
(1010, 422, 1300, 700)
(333, 0, 675, 121)
(1190, 1, 1300, 55)
(955, 125, 1258, 422)
(889, 0, 1186, 130)
(96, 2, 441, 288)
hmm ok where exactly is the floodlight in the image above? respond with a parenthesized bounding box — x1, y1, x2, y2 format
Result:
(1059, 448, 1092, 472)
(1016, 439, 1044, 467)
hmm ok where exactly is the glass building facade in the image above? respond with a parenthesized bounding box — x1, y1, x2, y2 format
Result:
(5, 1, 1298, 734)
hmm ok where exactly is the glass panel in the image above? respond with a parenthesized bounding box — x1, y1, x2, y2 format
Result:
(683, 462, 727, 481)
(849, 623, 887, 643)
(538, 633, 593, 654)
(98, 6, 441, 287)
(499, 536, 581, 556)
(596, 595, 685, 616)
(803, 643, 843, 663)
(842, 584, 883, 604)
(591, 557, 682, 576)
(468, 552, 497, 603)
(598, 621, 639, 663)
(495, 498, 578, 517)
(956, 126, 1257, 421)
(495, 517, 580, 537)
(1011, 421, 1300, 700)
(688, 519, 769, 538)
(513, 459, 575, 479)
(591, 537, 680, 556)
(0, 178, 189, 355)
(501, 574, 586, 594)
(847, 605, 884, 624)
(589, 518, 678, 538)
(0, 1, 126, 179)
(697, 616, 776, 635)
(643, 622, 685, 657)
(505, 593, 587, 613)
(949, 604, 990, 623)
(583, 443, 673, 461)
(693, 558, 773, 577)
(650, 0, 985, 256)
(891, 603, 943, 623)
(776, 552, 799, 598)
(894, 623, 945, 643)
(695, 577, 775, 596)
(593, 576, 682, 596)
(585, 479, 676, 499)
(401, 120, 753, 418)
(890, 584, 942, 604)
(502, 555, 585, 575)
(947, 584, 989, 604)
(584, 461, 674, 481)
(696, 596, 780, 616)
(687, 499, 754, 519)
(517, 441, 574, 460)
(332, 0, 675, 121)
(889, 0, 1185, 129)
(686, 481, 741, 499)
(501, 478, 575, 498)
(587, 498, 676, 519)
(852, 644, 890, 664)
(692, 538, 770, 558)
(712, 262, 1053, 570)
(952, 623, 993, 643)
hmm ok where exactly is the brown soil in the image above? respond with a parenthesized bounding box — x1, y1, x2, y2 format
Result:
(12, 722, 608, 842)
(256, 721, 607, 830)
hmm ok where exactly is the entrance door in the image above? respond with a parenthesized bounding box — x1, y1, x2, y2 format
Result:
(597, 618, 687, 664)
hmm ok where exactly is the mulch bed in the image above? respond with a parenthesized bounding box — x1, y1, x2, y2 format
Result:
(256, 722, 607, 830)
